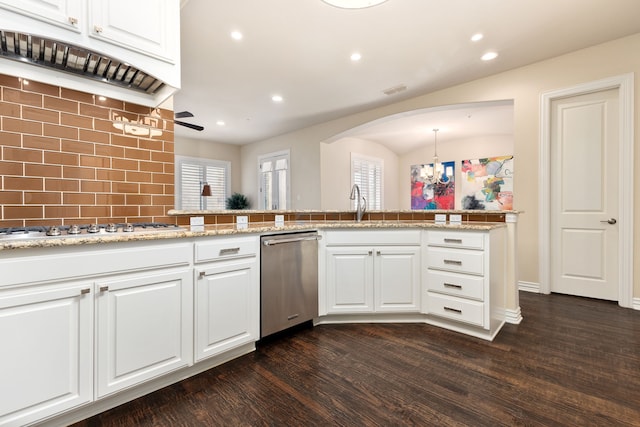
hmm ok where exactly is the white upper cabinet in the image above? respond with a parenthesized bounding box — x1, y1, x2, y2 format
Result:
(0, 0, 83, 32)
(0, 0, 180, 106)
(88, 0, 178, 63)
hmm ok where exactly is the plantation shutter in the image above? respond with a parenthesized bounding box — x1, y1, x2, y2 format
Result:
(351, 154, 383, 210)
(176, 156, 230, 210)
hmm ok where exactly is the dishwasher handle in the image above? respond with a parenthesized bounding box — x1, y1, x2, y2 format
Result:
(263, 235, 322, 246)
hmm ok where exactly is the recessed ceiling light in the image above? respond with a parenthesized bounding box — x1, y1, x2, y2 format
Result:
(216, 120, 225, 126)
(231, 31, 243, 41)
(321, 0, 388, 9)
(471, 33, 483, 42)
(350, 52, 362, 61)
(481, 52, 498, 61)
(272, 95, 283, 102)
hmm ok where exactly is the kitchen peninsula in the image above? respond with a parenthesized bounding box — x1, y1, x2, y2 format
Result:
(0, 209, 519, 427)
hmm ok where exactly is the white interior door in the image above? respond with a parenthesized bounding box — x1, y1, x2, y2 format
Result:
(550, 89, 619, 300)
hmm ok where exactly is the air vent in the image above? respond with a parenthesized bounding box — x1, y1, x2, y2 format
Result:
(383, 84, 407, 96)
(0, 30, 165, 94)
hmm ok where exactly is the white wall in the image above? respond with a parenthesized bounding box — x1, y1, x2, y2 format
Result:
(321, 137, 399, 210)
(240, 132, 321, 210)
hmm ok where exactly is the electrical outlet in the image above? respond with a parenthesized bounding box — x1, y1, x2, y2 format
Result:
(190, 216, 204, 226)
(236, 215, 248, 230)
(275, 215, 285, 227)
(449, 214, 462, 224)
(435, 214, 447, 224)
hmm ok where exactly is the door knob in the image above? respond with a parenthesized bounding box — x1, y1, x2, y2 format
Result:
(600, 218, 617, 225)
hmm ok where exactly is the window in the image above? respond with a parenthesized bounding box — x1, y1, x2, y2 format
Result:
(351, 153, 383, 210)
(175, 156, 230, 210)
(258, 150, 290, 210)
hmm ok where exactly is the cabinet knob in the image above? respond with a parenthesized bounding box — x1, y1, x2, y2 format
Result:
(68, 16, 78, 25)
(376, 250, 381, 256)
(198, 271, 206, 278)
(94, 25, 103, 33)
(368, 250, 373, 256)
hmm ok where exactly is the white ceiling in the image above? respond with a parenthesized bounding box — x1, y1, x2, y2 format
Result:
(174, 0, 640, 150)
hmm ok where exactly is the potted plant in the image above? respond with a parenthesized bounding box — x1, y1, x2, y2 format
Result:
(225, 193, 250, 210)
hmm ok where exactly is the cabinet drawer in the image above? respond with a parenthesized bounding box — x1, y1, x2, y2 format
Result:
(427, 247, 484, 275)
(324, 229, 421, 246)
(195, 236, 258, 263)
(426, 269, 484, 300)
(427, 231, 484, 250)
(428, 293, 484, 327)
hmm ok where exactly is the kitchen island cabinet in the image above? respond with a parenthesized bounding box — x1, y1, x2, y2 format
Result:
(423, 228, 507, 340)
(321, 230, 422, 315)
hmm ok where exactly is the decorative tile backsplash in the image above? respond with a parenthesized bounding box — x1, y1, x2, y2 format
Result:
(0, 73, 176, 227)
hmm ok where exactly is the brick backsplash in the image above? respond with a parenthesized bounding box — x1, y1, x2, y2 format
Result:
(0, 73, 176, 227)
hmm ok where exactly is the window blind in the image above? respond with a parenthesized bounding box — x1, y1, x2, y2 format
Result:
(352, 154, 383, 210)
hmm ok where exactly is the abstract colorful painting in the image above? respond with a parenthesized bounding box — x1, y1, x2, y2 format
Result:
(460, 156, 514, 210)
(410, 161, 455, 210)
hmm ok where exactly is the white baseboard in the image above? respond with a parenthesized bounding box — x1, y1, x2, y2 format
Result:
(504, 306, 522, 324)
(518, 281, 540, 293)
(633, 297, 640, 310)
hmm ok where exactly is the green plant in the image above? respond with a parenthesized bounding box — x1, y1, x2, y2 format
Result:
(225, 193, 250, 210)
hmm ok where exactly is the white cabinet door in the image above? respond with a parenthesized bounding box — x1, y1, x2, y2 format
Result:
(88, 0, 179, 63)
(95, 268, 192, 398)
(374, 246, 421, 312)
(325, 247, 374, 313)
(195, 257, 259, 361)
(0, 0, 82, 32)
(0, 282, 93, 427)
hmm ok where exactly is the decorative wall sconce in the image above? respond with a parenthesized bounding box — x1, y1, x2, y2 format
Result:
(112, 111, 163, 137)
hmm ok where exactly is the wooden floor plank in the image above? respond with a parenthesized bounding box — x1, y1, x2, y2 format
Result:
(71, 292, 640, 426)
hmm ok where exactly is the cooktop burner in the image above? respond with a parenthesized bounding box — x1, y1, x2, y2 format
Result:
(0, 223, 184, 241)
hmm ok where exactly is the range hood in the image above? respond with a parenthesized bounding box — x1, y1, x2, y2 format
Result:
(0, 30, 165, 95)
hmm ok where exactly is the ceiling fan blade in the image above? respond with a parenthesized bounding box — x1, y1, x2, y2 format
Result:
(175, 120, 204, 131)
(174, 111, 194, 119)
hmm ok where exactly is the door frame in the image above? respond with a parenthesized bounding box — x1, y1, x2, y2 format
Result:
(539, 73, 634, 307)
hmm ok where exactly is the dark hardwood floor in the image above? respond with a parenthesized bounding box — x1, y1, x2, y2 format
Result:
(72, 292, 640, 426)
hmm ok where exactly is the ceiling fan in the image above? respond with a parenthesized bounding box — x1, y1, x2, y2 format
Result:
(174, 111, 204, 131)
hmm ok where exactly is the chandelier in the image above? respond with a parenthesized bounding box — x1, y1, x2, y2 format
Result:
(424, 128, 452, 185)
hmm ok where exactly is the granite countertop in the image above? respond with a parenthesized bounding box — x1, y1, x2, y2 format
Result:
(0, 220, 507, 251)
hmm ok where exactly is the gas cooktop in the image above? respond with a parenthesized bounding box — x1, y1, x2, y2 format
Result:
(0, 223, 185, 241)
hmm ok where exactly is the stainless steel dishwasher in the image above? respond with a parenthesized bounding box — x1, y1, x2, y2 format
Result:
(260, 231, 320, 338)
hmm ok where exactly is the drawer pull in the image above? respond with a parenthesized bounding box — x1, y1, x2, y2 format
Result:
(444, 259, 463, 266)
(80, 288, 90, 295)
(287, 313, 299, 320)
(444, 283, 462, 290)
(99, 286, 109, 292)
(444, 306, 462, 314)
(219, 247, 240, 256)
(198, 271, 206, 278)
(444, 238, 463, 244)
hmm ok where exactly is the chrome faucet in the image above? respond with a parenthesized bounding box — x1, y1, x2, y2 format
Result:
(350, 184, 367, 222)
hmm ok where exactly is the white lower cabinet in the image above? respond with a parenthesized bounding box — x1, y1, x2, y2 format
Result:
(194, 236, 259, 362)
(0, 282, 93, 427)
(423, 228, 507, 340)
(323, 230, 421, 314)
(95, 268, 192, 398)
